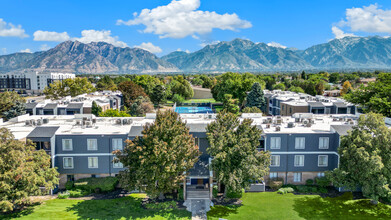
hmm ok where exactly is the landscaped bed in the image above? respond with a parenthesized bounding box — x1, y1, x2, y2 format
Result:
(207, 192, 391, 220)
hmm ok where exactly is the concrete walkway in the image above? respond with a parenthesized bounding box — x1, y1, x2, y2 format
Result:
(183, 199, 213, 220)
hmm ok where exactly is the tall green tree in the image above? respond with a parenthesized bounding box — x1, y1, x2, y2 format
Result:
(118, 81, 148, 108)
(129, 96, 154, 117)
(115, 111, 200, 199)
(44, 78, 95, 100)
(288, 86, 305, 93)
(96, 75, 117, 91)
(246, 82, 266, 112)
(222, 94, 239, 115)
(206, 111, 270, 195)
(328, 113, 391, 203)
(0, 91, 26, 120)
(0, 128, 59, 212)
(132, 75, 163, 96)
(150, 85, 167, 108)
(345, 73, 391, 117)
(91, 101, 102, 116)
(99, 109, 130, 117)
(168, 75, 194, 100)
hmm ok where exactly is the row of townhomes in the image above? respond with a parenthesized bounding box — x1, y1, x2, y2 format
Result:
(25, 91, 122, 116)
(1, 110, 366, 200)
(264, 90, 357, 116)
(0, 71, 75, 94)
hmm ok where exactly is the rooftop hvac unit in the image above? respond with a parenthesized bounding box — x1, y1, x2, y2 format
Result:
(266, 124, 271, 129)
(263, 119, 268, 124)
(31, 120, 36, 126)
(122, 119, 128, 124)
(83, 117, 88, 121)
(208, 115, 213, 119)
(36, 119, 42, 126)
(128, 119, 133, 124)
(116, 119, 122, 124)
(275, 126, 281, 131)
(92, 118, 97, 124)
(43, 118, 49, 124)
(85, 121, 92, 127)
(288, 122, 295, 128)
(276, 119, 282, 125)
(295, 118, 300, 123)
(303, 120, 309, 125)
(76, 120, 81, 125)
(25, 120, 31, 126)
(267, 118, 273, 123)
(306, 123, 312, 127)
(333, 118, 338, 121)
(349, 121, 355, 125)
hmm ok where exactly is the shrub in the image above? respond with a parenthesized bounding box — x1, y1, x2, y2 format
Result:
(296, 185, 309, 193)
(178, 187, 184, 201)
(68, 189, 89, 198)
(315, 177, 331, 188)
(212, 185, 218, 198)
(306, 179, 314, 186)
(74, 177, 119, 193)
(65, 181, 74, 190)
(277, 187, 294, 194)
(145, 201, 177, 210)
(58, 191, 70, 199)
(226, 188, 244, 199)
(172, 94, 185, 105)
(319, 187, 328, 194)
(269, 177, 284, 190)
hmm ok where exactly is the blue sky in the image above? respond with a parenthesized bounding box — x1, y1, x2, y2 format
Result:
(1, 0, 391, 55)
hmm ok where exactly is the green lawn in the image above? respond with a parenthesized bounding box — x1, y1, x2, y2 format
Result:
(208, 192, 391, 220)
(3, 194, 190, 220)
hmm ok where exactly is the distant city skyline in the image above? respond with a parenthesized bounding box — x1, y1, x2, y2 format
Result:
(1, 0, 391, 55)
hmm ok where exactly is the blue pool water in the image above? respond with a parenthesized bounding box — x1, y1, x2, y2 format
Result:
(175, 106, 214, 114)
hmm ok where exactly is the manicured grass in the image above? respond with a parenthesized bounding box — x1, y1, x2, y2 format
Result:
(208, 192, 391, 220)
(3, 194, 190, 220)
(167, 98, 219, 104)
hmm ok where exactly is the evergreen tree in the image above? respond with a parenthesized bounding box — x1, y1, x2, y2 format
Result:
(91, 101, 102, 116)
(0, 128, 59, 212)
(222, 94, 239, 115)
(246, 82, 266, 112)
(206, 111, 270, 195)
(2, 101, 26, 120)
(0, 91, 26, 120)
(150, 84, 167, 108)
(129, 96, 154, 117)
(328, 113, 391, 204)
(114, 111, 200, 199)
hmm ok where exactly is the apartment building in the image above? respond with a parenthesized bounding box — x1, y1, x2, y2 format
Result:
(25, 92, 122, 116)
(1, 111, 360, 200)
(265, 90, 356, 116)
(0, 71, 75, 93)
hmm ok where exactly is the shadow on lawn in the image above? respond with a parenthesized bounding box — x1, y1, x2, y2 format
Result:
(1, 203, 39, 219)
(293, 193, 391, 220)
(66, 196, 191, 220)
(207, 205, 240, 219)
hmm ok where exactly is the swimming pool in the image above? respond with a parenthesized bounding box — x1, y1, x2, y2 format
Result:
(174, 106, 214, 114)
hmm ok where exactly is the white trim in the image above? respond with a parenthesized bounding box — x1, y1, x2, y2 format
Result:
(55, 153, 114, 157)
(319, 137, 329, 149)
(295, 137, 305, 149)
(270, 155, 280, 167)
(63, 157, 74, 169)
(270, 137, 281, 149)
(112, 138, 123, 151)
(62, 139, 73, 151)
(293, 172, 302, 182)
(87, 139, 98, 151)
(318, 155, 328, 167)
(270, 151, 338, 155)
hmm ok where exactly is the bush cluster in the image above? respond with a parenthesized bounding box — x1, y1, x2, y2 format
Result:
(277, 187, 294, 194)
(315, 177, 330, 188)
(212, 185, 218, 198)
(144, 201, 177, 210)
(68, 189, 90, 198)
(283, 184, 328, 194)
(269, 177, 284, 190)
(58, 191, 70, 199)
(226, 188, 245, 199)
(74, 177, 119, 193)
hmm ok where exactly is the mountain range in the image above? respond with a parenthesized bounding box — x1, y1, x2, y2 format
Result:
(2, 36, 391, 74)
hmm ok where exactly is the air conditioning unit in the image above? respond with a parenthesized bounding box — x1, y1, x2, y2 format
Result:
(288, 122, 295, 128)
(303, 120, 309, 125)
(43, 118, 49, 124)
(122, 119, 128, 124)
(85, 121, 92, 127)
(275, 126, 281, 131)
(92, 118, 97, 124)
(36, 119, 42, 126)
(116, 119, 122, 124)
(128, 119, 133, 124)
(25, 120, 31, 126)
(266, 124, 271, 129)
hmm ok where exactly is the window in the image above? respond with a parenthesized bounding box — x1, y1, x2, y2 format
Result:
(63, 157, 73, 169)
(87, 139, 98, 151)
(319, 137, 329, 149)
(270, 155, 280, 167)
(113, 157, 123, 168)
(317, 172, 325, 177)
(67, 175, 75, 182)
(294, 155, 304, 167)
(318, 155, 328, 167)
(62, 139, 73, 151)
(295, 137, 305, 149)
(88, 157, 98, 168)
(112, 138, 123, 151)
(293, 172, 302, 182)
(270, 137, 281, 149)
(269, 172, 278, 179)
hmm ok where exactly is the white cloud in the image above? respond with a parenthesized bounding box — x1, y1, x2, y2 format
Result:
(0, 18, 28, 38)
(40, 44, 51, 51)
(33, 30, 70, 42)
(331, 26, 356, 39)
(117, 0, 252, 39)
(134, 42, 162, 53)
(74, 30, 128, 47)
(338, 4, 391, 34)
(267, 42, 287, 49)
(20, 48, 32, 53)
